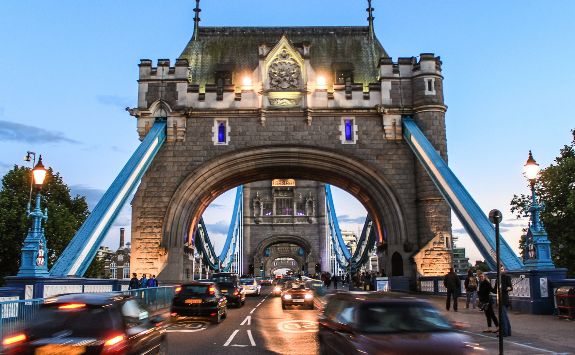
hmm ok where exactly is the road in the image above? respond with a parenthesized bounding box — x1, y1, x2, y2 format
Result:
(163, 287, 574, 354)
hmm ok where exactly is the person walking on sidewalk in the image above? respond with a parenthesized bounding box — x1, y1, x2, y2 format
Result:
(496, 266, 512, 337)
(477, 271, 499, 333)
(129, 273, 140, 290)
(464, 268, 478, 309)
(332, 274, 338, 289)
(443, 267, 460, 311)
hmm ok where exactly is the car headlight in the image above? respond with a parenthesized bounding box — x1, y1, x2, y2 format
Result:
(283, 294, 292, 300)
(274, 287, 281, 292)
(304, 293, 313, 300)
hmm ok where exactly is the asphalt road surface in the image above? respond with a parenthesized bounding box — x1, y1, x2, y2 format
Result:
(163, 287, 574, 355)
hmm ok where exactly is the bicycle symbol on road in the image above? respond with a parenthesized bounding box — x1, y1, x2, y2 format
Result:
(277, 320, 319, 333)
(167, 321, 209, 333)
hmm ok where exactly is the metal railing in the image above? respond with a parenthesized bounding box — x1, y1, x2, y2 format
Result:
(0, 298, 43, 345)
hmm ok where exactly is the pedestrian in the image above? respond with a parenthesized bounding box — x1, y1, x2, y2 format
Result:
(496, 266, 512, 337)
(332, 274, 338, 289)
(364, 272, 372, 291)
(139, 273, 148, 288)
(464, 268, 478, 309)
(147, 275, 158, 287)
(477, 271, 499, 333)
(129, 273, 140, 290)
(443, 267, 460, 311)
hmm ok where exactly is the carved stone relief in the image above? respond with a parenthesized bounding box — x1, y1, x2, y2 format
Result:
(268, 49, 301, 90)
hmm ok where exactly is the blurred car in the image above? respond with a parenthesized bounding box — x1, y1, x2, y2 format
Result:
(211, 272, 245, 307)
(171, 281, 228, 324)
(317, 292, 473, 355)
(272, 278, 293, 296)
(281, 283, 314, 310)
(240, 278, 261, 296)
(214, 280, 245, 308)
(260, 277, 273, 286)
(1, 293, 167, 355)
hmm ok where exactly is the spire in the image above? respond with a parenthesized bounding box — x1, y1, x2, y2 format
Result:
(367, 0, 375, 41)
(193, 0, 201, 41)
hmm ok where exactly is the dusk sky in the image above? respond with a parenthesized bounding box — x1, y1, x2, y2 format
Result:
(1, 1, 573, 264)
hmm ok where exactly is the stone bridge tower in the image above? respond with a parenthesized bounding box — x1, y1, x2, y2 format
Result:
(129, 9, 453, 282)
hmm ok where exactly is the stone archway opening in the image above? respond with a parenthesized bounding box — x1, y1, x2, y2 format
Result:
(148, 146, 412, 282)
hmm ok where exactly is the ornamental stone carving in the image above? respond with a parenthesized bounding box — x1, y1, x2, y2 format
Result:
(268, 49, 301, 90)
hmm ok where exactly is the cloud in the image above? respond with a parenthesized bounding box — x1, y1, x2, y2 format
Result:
(0, 120, 79, 144)
(96, 95, 133, 109)
(204, 221, 230, 235)
(337, 214, 366, 224)
(207, 203, 226, 209)
(69, 185, 104, 210)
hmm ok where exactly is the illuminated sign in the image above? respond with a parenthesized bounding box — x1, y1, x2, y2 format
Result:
(272, 179, 295, 187)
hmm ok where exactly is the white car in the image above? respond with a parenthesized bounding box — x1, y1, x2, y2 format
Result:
(240, 278, 261, 296)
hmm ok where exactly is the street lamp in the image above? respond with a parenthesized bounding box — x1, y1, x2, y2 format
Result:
(17, 155, 50, 277)
(522, 151, 555, 269)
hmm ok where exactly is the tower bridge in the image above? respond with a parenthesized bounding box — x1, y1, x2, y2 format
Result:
(46, 2, 524, 285)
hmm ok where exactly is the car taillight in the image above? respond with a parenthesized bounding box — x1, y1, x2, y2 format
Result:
(175, 286, 182, 294)
(104, 334, 126, 347)
(58, 303, 86, 310)
(208, 286, 216, 295)
(234, 290, 240, 296)
(2, 333, 26, 346)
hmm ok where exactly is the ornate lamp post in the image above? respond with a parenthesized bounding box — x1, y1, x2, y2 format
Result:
(17, 155, 50, 277)
(522, 151, 555, 269)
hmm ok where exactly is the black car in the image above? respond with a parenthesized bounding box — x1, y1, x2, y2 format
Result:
(214, 281, 246, 307)
(318, 292, 472, 355)
(171, 281, 228, 324)
(1, 293, 167, 355)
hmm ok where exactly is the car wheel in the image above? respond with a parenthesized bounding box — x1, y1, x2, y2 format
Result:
(308, 304, 315, 310)
(282, 303, 286, 310)
(318, 339, 329, 355)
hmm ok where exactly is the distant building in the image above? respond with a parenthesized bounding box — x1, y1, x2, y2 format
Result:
(452, 247, 470, 275)
(341, 230, 358, 255)
(96, 228, 131, 279)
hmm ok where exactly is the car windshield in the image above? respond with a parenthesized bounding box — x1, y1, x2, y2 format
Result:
(181, 285, 212, 295)
(240, 279, 255, 285)
(212, 276, 237, 283)
(357, 302, 453, 334)
(291, 283, 306, 290)
(215, 282, 235, 288)
(30, 305, 119, 337)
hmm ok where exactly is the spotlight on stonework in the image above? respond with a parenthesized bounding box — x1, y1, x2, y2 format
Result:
(242, 76, 253, 90)
(316, 75, 327, 90)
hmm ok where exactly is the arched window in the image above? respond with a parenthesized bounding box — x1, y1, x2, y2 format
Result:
(218, 122, 226, 143)
(110, 262, 117, 279)
(391, 252, 403, 276)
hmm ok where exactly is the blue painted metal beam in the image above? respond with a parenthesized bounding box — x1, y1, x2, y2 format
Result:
(350, 215, 376, 272)
(402, 117, 523, 270)
(195, 218, 219, 270)
(325, 185, 351, 269)
(50, 121, 168, 277)
(218, 187, 243, 271)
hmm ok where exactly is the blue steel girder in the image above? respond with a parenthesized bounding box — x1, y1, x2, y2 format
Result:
(402, 117, 523, 271)
(195, 218, 219, 270)
(351, 215, 376, 272)
(50, 121, 167, 277)
(325, 185, 351, 269)
(218, 187, 243, 271)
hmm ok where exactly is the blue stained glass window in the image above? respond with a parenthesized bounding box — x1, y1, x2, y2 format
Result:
(345, 119, 353, 141)
(218, 122, 226, 143)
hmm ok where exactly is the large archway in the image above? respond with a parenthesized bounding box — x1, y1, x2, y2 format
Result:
(158, 145, 411, 281)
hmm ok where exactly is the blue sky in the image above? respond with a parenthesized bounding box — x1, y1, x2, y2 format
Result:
(1, 1, 573, 263)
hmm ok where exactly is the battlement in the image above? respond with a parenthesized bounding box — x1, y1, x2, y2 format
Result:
(139, 58, 189, 81)
(379, 53, 442, 77)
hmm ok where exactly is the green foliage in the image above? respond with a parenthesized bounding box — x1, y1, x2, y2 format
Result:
(0, 165, 90, 284)
(84, 256, 106, 278)
(474, 260, 490, 272)
(510, 130, 575, 276)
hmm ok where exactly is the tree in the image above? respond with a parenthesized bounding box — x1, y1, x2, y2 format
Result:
(0, 165, 90, 284)
(510, 130, 575, 276)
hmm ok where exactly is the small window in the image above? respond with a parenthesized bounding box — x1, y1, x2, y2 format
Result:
(336, 70, 353, 85)
(345, 119, 353, 141)
(425, 78, 436, 95)
(340, 117, 357, 144)
(218, 122, 226, 143)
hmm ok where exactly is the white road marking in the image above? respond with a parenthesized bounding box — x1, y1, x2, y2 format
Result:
(277, 320, 319, 333)
(240, 315, 252, 326)
(247, 330, 256, 346)
(249, 307, 256, 314)
(462, 330, 561, 354)
(223, 329, 239, 346)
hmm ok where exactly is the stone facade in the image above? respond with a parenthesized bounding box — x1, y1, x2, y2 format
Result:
(243, 180, 326, 275)
(128, 26, 452, 283)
